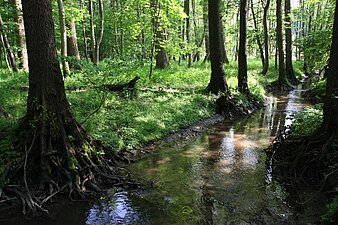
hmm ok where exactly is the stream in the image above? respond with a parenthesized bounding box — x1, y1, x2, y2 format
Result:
(1, 88, 317, 225)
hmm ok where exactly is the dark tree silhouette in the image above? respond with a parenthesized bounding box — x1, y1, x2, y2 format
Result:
(261, 0, 270, 75)
(238, 0, 249, 94)
(285, 0, 299, 85)
(276, 0, 287, 87)
(206, 0, 229, 94)
(323, 0, 338, 135)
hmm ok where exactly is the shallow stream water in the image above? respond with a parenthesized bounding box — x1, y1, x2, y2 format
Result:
(1, 89, 313, 225)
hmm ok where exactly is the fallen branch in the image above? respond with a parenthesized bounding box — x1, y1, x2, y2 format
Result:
(17, 76, 141, 92)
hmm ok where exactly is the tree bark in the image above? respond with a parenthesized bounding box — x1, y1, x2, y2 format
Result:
(0, 15, 18, 72)
(57, 0, 70, 75)
(238, 0, 249, 94)
(276, 0, 287, 85)
(66, 18, 80, 61)
(206, 0, 229, 94)
(285, 0, 299, 84)
(152, 0, 169, 69)
(323, 0, 338, 134)
(261, 0, 270, 75)
(12, 0, 28, 71)
(12, 1, 114, 212)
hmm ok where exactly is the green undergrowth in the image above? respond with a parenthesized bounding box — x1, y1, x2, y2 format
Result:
(0, 59, 275, 162)
(288, 103, 324, 137)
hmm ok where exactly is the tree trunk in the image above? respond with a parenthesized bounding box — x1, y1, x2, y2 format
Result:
(12, 0, 28, 71)
(0, 33, 12, 71)
(206, 0, 229, 94)
(152, 0, 169, 69)
(94, 0, 104, 64)
(238, 0, 249, 94)
(276, 0, 287, 85)
(184, 0, 192, 67)
(89, 0, 96, 63)
(67, 18, 81, 61)
(261, 0, 270, 75)
(57, 0, 70, 75)
(323, 0, 338, 134)
(203, 0, 210, 62)
(220, 24, 229, 64)
(9, 1, 118, 213)
(285, 0, 299, 85)
(80, 0, 89, 61)
(250, 0, 265, 69)
(0, 15, 18, 72)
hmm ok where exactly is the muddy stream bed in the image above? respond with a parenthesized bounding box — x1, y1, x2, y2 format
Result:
(2, 88, 323, 225)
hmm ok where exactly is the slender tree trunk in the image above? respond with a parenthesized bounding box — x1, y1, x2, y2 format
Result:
(285, 0, 298, 84)
(12, 0, 28, 71)
(323, 0, 338, 134)
(250, 0, 265, 69)
(184, 0, 192, 67)
(203, 0, 210, 62)
(0, 15, 18, 72)
(66, 5, 80, 62)
(0, 34, 12, 71)
(206, 0, 229, 94)
(261, 0, 270, 75)
(91, 0, 104, 64)
(80, 0, 89, 61)
(89, 0, 95, 62)
(238, 0, 249, 94)
(57, 0, 70, 75)
(276, 0, 287, 85)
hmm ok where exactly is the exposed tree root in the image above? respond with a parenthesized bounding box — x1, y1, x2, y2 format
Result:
(266, 128, 338, 194)
(0, 117, 139, 216)
(265, 80, 294, 93)
(215, 93, 264, 119)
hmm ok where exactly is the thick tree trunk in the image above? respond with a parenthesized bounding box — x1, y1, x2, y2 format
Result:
(285, 0, 299, 85)
(276, 0, 287, 85)
(220, 24, 229, 64)
(12, 0, 28, 71)
(238, 0, 249, 94)
(7, 1, 118, 214)
(323, 1, 338, 134)
(57, 0, 70, 75)
(206, 0, 229, 94)
(0, 15, 18, 72)
(261, 0, 270, 75)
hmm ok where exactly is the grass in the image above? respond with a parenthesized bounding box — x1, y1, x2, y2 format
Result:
(0, 59, 277, 164)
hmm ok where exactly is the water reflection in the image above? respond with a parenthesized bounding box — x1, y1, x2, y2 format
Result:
(0, 90, 309, 225)
(97, 90, 308, 225)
